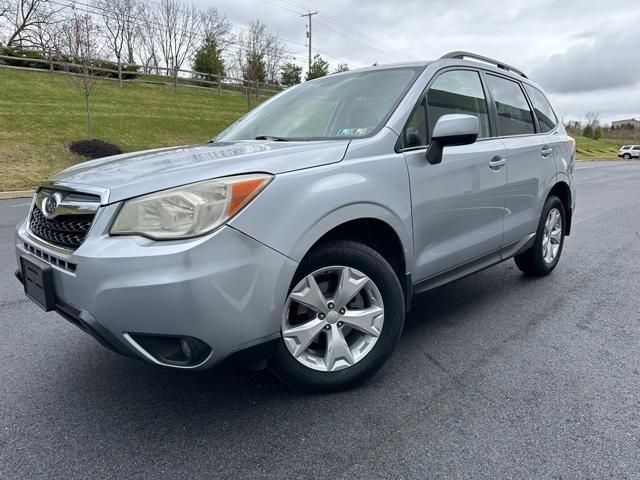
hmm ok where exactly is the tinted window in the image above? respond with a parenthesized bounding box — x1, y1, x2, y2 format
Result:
(427, 70, 490, 139)
(633, 146, 640, 151)
(524, 85, 558, 133)
(486, 75, 535, 136)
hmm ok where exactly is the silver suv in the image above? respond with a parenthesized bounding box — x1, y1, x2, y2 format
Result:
(618, 145, 640, 159)
(15, 52, 576, 391)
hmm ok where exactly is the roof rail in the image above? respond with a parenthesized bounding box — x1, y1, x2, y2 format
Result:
(440, 51, 528, 79)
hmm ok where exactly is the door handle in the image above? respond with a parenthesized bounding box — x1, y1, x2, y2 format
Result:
(541, 145, 553, 157)
(489, 156, 506, 170)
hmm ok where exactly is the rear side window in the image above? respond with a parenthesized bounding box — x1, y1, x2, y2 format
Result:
(524, 85, 558, 133)
(633, 146, 640, 151)
(426, 70, 491, 139)
(486, 75, 535, 136)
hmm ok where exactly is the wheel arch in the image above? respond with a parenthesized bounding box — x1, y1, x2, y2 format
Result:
(292, 209, 413, 310)
(548, 181, 572, 236)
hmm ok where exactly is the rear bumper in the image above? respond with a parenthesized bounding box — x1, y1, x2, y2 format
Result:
(15, 218, 298, 370)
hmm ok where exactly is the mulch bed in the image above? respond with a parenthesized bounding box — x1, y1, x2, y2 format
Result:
(69, 139, 123, 159)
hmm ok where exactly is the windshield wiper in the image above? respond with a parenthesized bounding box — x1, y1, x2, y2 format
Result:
(254, 135, 290, 141)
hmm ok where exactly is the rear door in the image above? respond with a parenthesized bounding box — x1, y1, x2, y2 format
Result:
(484, 74, 557, 247)
(401, 69, 508, 281)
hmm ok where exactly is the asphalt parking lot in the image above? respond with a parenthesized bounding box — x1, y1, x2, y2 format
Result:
(1, 160, 639, 479)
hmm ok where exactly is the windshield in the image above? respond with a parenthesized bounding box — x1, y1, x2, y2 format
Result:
(216, 67, 422, 141)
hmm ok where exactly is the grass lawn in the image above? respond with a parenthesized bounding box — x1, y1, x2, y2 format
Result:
(574, 135, 636, 160)
(0, 68, 253, 191)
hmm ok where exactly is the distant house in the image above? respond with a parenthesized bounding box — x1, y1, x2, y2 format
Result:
(612, 118, 640, 129)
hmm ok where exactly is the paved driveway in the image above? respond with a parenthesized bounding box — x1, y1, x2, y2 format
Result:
(1, 161, 639, 479)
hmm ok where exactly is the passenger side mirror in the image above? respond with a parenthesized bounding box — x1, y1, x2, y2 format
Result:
(426, 114, 479, 165)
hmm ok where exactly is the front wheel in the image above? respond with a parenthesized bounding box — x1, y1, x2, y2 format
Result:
(623, 153, 631, 159)
(270, 241, 405, 392)
(514, 195, 566, 276)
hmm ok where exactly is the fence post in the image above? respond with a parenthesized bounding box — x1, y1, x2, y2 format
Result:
(217, 75, 221, 95)
(174, 67, 178, 93)
(49, 47, 55, 81)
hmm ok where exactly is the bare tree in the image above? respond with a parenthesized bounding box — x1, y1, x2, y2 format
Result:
(264, 31, 287, 84)
(236, 19, 274, 106)
(137, 2, 160, 74)
(200, 7, 231, 50)
(5, 0, 63, 47)
(96, 0, 136, 87)
(156, 0, 202, 89)
(61, 13, 105, 140)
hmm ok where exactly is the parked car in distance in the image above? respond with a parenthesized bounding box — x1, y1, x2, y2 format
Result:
(15, 51, 576, 392)
(618, 145, 640, 159)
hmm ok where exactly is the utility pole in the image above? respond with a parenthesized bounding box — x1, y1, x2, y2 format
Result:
(301, 10, 317, 74)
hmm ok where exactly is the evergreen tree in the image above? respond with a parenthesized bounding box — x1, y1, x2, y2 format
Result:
(193, 35, 225, 80)
(306, 54, 329, 80)
(281, 62, 302, 86)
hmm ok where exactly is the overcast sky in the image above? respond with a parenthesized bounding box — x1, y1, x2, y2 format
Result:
(195, 0, 640, 124)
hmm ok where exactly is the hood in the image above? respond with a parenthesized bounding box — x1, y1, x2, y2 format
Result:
(49, 140, 350, 203)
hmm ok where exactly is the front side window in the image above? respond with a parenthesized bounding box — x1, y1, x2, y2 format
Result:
(401, 69, 490, 148)
(427, 70, 490, 139)
(524, 84, 558, 133)
(216, 67, 421, 141)
(486, 75, 535, 136)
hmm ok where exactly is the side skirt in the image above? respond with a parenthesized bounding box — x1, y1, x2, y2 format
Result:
(412, 233, 535, 298)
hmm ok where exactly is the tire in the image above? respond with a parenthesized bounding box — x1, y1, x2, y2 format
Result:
(270, 240, 405, 392)
(623, 153, 631, 159)
(514, 195, 566, 276)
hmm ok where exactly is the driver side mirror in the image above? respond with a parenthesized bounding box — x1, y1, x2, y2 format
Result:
(426, 114, 479, 165)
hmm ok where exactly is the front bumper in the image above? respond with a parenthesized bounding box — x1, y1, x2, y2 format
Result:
(15, 209, 298, 370)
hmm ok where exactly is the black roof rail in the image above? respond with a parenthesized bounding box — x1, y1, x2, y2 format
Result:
(440, 51, 528, 79)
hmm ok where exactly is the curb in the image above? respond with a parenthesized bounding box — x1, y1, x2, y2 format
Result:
(0, 190, 34, 200)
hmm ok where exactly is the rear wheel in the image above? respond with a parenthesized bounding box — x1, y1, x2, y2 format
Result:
(514, 195, 566, 276)
(270, 241, 405, 392)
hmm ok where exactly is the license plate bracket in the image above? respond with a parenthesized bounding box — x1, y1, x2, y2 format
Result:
(20, 255, 56, 311)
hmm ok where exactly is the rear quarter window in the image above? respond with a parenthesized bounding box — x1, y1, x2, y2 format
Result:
(524, 85, 558, 133)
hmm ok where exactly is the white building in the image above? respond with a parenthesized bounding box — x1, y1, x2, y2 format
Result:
(612, 118, 640, 129)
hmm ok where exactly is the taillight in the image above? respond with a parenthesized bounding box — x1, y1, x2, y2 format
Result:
(568, 136, 576, 156)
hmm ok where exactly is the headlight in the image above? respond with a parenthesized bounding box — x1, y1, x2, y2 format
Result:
(110, 173, 272, 239)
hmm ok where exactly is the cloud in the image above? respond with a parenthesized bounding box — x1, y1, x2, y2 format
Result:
(531, 29, 640, 94)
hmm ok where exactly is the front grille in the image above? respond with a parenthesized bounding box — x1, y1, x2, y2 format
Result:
(29, 206, 95, 250)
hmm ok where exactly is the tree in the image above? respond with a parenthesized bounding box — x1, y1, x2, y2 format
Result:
(236, 19, 271, 108)
(137, 2, 160, 74)
(192, 33, 224, 80)
(264, 31, 287, 83)
(96, 0, 132, 87)
(582, 111, 600, 139)
(4, 0, 63, 47)
(333, 62, 349, 73)
(280, 62, 302, 87)
(582, 124, 593, 139)
(593, 126, 603, 140)
(61, 13, 104, 141)
(306, 54, 329, 80)
(200, 7, 231, 50)
(156, 0, 202, 89)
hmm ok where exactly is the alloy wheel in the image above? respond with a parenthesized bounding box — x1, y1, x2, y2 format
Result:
(282, 266, 385, 372)
(542, 207, 562, 264)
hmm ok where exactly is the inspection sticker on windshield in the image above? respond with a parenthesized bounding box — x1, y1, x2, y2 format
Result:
(336, 128, 371, 136)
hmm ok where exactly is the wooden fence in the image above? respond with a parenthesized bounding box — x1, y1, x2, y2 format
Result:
(0, 50, 284, 98)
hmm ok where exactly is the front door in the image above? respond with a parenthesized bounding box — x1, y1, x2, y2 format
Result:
(401, 69, 508, 282)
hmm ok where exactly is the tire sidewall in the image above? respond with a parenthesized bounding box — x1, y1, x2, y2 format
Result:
(270, 241, 405, 392)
